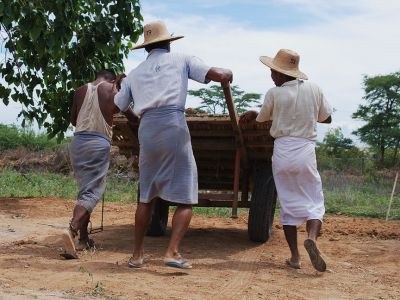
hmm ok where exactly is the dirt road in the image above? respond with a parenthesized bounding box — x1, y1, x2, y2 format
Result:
(0, 197, 399, 299)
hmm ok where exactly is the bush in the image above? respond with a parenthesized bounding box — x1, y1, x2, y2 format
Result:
(0, 124, 70, 151)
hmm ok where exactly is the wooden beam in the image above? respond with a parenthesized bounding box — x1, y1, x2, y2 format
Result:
(221, 82, 249, 167)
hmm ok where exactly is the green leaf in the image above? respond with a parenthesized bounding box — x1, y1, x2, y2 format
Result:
(0, 0, 143, 140)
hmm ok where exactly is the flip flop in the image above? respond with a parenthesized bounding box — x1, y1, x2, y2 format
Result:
(164, 258, 192, 269)
(304, 239, 326, 272)
(285, 258, 301, 269)
(60, 252, 78, 259)
(128, 257, 145, 269)
(61, 229, 78, 259)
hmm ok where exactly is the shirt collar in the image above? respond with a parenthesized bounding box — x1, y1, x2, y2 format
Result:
(281, 79, 302, 87)
(147, 48, 169, 59)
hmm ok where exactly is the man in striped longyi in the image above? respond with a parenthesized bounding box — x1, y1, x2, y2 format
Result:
(115, 21, 233, 269)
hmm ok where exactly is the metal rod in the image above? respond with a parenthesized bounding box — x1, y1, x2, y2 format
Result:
(100, 193, 105, 230)
(386, 172, 398, 221)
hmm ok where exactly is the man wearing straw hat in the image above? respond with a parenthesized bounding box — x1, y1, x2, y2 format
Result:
(114, 20, 233, 269)
(241, 49, 332, 272)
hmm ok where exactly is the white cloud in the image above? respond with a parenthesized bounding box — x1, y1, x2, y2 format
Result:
(2, 0, 399, 142)
(121, 0, 400, 141)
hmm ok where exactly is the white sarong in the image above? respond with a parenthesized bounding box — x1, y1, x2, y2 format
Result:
(272, 136, 325, 226)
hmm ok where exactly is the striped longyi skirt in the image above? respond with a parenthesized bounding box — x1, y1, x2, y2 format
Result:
(138, 105, 198, 205)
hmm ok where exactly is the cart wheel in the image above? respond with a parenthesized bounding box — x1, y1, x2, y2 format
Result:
(248, 166, 277, 243)
(147, 199, 169, 237)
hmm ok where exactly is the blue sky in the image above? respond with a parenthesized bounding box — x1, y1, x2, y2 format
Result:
(1, 0, 400, 142)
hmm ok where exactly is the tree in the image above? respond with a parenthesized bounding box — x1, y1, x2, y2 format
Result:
(188, 84, 261, 114)
(0, 0, 143, 140)
(352, 72, 400, 166)
(318, 127, 355, 156)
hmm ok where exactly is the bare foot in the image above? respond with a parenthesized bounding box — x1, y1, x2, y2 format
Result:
(76, 238, 95, 251)
(286, 258, 301, 269)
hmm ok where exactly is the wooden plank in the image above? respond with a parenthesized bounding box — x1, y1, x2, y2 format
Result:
(198, 193, 234, 201)
(196, 199, 250, 208)
(191, 140, 236, 151)
(189, 130, 235, 137)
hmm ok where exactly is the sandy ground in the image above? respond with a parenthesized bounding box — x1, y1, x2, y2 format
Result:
(0, 197, 399, 300)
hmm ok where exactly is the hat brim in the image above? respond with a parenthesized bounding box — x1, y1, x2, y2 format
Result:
(130, 35, 184, 50)
(259, 56, 308, 80)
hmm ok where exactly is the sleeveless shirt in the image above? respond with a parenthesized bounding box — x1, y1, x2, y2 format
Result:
(75, 82, 113, 139)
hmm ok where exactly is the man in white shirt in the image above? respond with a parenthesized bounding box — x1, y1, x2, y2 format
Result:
(241, 49, 332, 272)
(114, 21, 232, 269)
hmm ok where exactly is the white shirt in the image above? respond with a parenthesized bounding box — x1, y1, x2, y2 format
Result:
(114, 49, 210, 115)
(256, 79, 332, 141)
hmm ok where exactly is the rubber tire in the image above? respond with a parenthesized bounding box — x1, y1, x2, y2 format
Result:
(147, 199, 169, 237)
(248, 166, 277, 243)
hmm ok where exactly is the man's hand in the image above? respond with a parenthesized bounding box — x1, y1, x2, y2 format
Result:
(206, 67, 233, 84)
(240, 110, 258, 123)
(112, 73, 127, 93)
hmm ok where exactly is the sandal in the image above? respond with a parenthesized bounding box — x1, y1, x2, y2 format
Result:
(164, 255, 192, 269)
(128, 256, 146, 269)
(304, 239, 326, 272)
(61, 228, 78, 259)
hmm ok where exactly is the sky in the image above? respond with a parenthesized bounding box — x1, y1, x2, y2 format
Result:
(1, 0, 400, 141)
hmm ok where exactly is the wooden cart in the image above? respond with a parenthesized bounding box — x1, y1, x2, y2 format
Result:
(112, 83, 277, 243)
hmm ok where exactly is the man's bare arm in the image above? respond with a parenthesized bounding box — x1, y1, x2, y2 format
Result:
(123, 108, 139, 124)
(319, 116, 332, 124)
(239, 110, 258, 122)
(206, 67, 233, 83)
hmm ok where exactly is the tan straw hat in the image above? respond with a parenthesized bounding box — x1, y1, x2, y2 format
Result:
(259, 49, 308, 80)
(130, 21, 184, 50)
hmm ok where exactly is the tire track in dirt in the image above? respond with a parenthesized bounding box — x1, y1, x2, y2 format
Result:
(207, 246, 262, 300)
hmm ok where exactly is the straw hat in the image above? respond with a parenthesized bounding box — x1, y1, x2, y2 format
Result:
(130, 21, 184, 50)
(259, 49, 308, 80)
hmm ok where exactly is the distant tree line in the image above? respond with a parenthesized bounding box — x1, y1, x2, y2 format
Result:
(189, 72, 400, 169)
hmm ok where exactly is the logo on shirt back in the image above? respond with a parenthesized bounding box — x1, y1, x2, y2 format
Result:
(155, 65, 161, 72)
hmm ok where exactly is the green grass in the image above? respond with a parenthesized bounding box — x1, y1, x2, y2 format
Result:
(0, 171, 399, 220)
(322, 173, 400, 220)
(0, 171, 137, 203)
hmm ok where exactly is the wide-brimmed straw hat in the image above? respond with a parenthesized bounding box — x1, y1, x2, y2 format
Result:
(130, 21, 184, 50)
(259, 49, 308, 80)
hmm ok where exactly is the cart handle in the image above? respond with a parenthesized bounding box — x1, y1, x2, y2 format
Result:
(221, 82, 248, 166)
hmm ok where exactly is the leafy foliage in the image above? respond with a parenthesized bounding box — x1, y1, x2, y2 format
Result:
(352, 72, 400, 166)
(0, 0, 143, 140)
(0, 123, 69, 151)
(316, 128, 368, 173)
(188, 84, 261, 114)
(318, 127, 355, 156)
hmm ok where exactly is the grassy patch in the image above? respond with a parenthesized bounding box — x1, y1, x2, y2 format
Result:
(322, 173, 400, 220)
(0, 171, 137, 203)
(0, 171, 398, 220)
(192, 207, 248, 218)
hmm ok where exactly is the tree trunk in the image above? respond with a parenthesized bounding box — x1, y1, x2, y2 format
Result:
(380, 136, 385, 167)
(393, 138, 400, 166)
